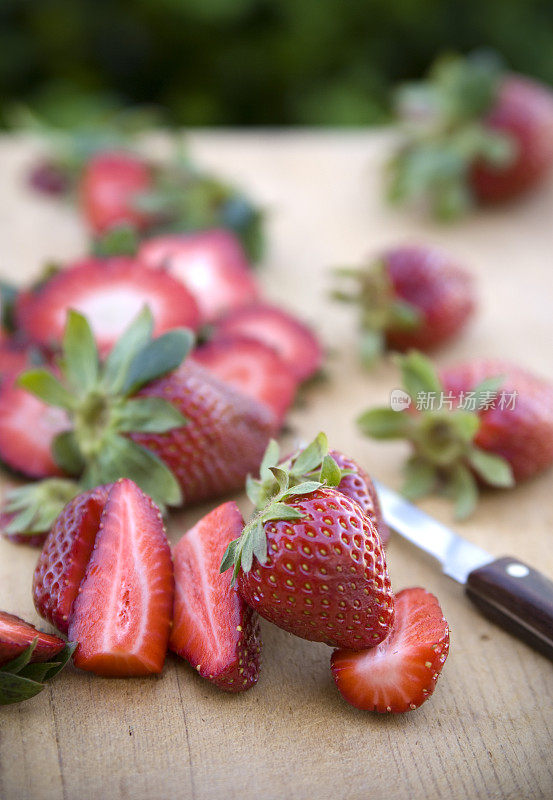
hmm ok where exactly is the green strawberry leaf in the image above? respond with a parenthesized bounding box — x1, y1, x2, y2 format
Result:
(122, 328, 194, 395)
(261, 503, 304, 522)
(220, 539, 239, 574)
(449, 410, 481, 442)
(4, 479, 80, 536)
(259, 439, 280, 482)
(240, 521, 256, 573)
(394, 351, 443, 397)
(357, 407, 412, 439)
(389, 300, 422, 331)
(359, 328, 384, 368)
(102, 306, 154, 393)
(471, 375, 505, 411)
(18, 369, 76, 410)
(0, 642, 76, 706)
(245, 474, 265, 508)
(268, 467, 289, 494)
(52, 431, 86, 475)
(92, 224, 139, 258)
(319, 454, 342, 487)
(401, 457, 438, 501)
(0, 640, 37, 675)
(114, 397, 187, 433)
(282, 480, 321, 498)
(467, 448, 514, 488)
(291, 432, 328, 476)
(0, 672, 45, 705)
(61, 310, 99, 394)
(447, 463, 479, 520)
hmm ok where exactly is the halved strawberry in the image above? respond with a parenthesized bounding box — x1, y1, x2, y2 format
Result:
(331, 587, 449, 713)
(138, 229, 259, 323)
(214, 303, 323, 382)
(33, 485, 111, 634)
(16, 257, 201, 354)
(170, 501, 261, 692)
(0, 610, 66, 667)
(68, 479, 173, 676)
(191, 336, 297, 426)
(0, 374, 69, 478)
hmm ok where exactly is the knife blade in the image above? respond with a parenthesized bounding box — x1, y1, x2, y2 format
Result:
(374, 480, 553, 661)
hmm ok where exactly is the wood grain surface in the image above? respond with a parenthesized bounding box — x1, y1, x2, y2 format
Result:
(1, 132, 552, 800)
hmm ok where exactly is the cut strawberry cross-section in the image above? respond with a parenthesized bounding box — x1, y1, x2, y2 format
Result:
(0, 610, 66, 667)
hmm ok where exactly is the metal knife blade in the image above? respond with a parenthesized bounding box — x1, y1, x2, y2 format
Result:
(374, 480, 493, 583)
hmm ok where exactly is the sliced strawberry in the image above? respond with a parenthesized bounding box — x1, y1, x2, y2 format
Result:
(138, 229, 259, 324)
(331, 588, 449, 713)
(170, 501, 261, 692)
(68, 479, 173, 676)
(33, 485, 111, 634)
(214, 303, 323, 382)
(191, 336, 297, 426)
(0, 610, 66, 667)
(0, 374, 69, 478)
(80, 151, 154, 234)
(16, 257, 201, 354)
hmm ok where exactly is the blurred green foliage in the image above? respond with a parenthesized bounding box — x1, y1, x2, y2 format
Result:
(1, 0, 553, 128)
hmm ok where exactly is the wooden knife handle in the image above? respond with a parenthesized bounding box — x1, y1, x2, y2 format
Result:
(466, 556, 553, 661)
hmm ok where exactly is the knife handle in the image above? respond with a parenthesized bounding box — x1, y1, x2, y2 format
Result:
(466, 556, 553, 661)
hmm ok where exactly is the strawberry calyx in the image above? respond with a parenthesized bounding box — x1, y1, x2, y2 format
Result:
(357, 351, 514, 519)
(10, 307, 194, 535)
(0, 639, 76, 706)
(333, 261, 422, 366)
(388, 51, 517, 219)
(3, 479, 81, 537)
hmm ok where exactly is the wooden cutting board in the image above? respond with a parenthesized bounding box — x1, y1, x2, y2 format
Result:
(1, 132, 552, 800)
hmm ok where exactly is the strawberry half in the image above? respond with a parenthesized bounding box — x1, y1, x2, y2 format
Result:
(191, 336, 297, 426)
(80, 151, 154, 235)
(0, 610, 66, 667)
(170, 501, 261, 692)
(0, 374, 69, 478)
(213, 302, 323, 382)
(16, 257, 201, 354)
(138, 229, 259, 324)
(68, 479, 174, 677)
(33, 485, 111, 634)
(331, 587, 450, 713)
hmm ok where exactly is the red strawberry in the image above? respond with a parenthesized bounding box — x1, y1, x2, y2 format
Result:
(0, 610, 66, 667)
(0, 341, 34, 379)
(331, 587, 449, 713)
(440, 359, 553, 482)
(224, 481, 394, 650)
(330, 450, 390, 548)
(80, 151, 154, 234)
(0, 373, 69, 478)
(334, 246, 475, 362)
(471, 76, 553, 203)
(138, 229, 259, 324)
(170, 501, 261, 692)
(191, 336, 297, 426)
(68, 479, 173, 677)
(132, 361, 277, 505)
(213, 303, 323, 382)
(33, 485, 111, 634)
(390, 54, 553, 217)
(16, 257, 200, 354)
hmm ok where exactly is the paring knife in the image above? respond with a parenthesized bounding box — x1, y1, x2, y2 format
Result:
(374, 481, 553, 661)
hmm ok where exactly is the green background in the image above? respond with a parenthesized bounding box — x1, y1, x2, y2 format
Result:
(2, 0, 553, 128)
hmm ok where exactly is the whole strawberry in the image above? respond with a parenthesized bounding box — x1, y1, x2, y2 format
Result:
(334, 245, 475, 363)
(358, 351, 553, 518)
(389, 52, 553, 218)
(3, 307, 275, 539)
(221, 459, 394, 650)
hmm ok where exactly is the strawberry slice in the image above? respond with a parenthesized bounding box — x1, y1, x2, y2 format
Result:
(191, 336, 297, 426)
(0, 374, 69, 478)
(170, 501, 261, 692)
(33, 485, 111, 634)
(214, 302, 323, 381)
(0, 611, 66, 667)
(138, 229, 259, 323)
(331, 588, 450, 713)
(68, 479, 173, 676)
(16, 257, 201, 354)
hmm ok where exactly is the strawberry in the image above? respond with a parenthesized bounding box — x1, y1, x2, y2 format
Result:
(33, 485, 111, 634)
(16, 257, 201, 355)
(221, 456, 394, 650)
(389, 52, 553, 218)
(358, 351, 553, 518)
(0, 611, 66, 667)
(138, 230, 259, 324)
(191, 336, 297, 426)
(170, 501, 261, 692)
(334, 245, 475, 363)
(0, 341, 35, 379)
(0, 373, 70, 478)
(213, 303, 323, 382)
(247, 435, 390, 547)
(68, 479, 173, 676)
(331, 587, 449, 713)
(80, 151, 154, 234)
(5, 307, 275, 539)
